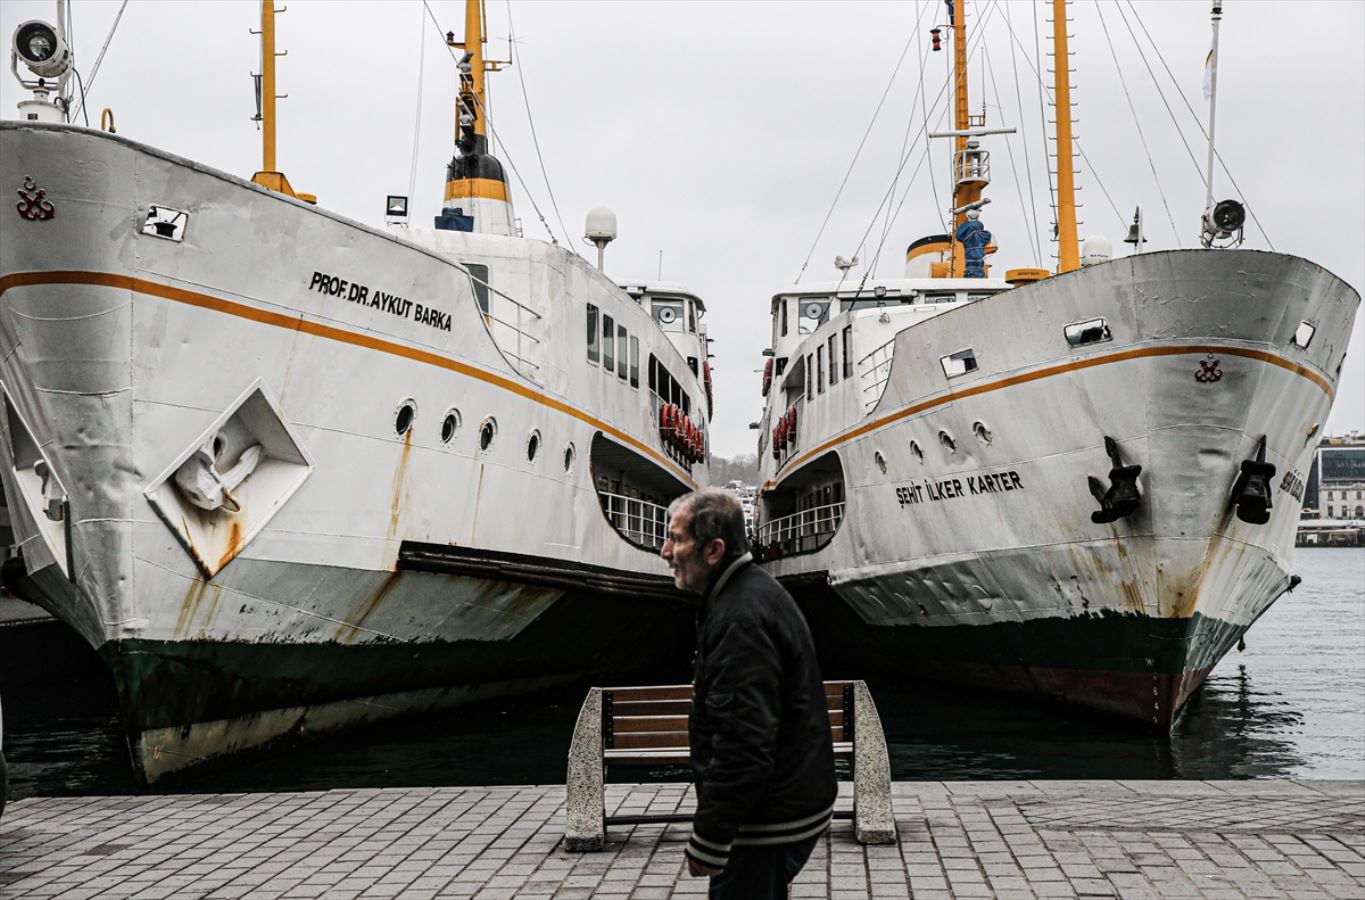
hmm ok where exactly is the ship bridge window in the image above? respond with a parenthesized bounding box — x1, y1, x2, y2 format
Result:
(1292, 320, 1316, 348)
(1064, 318, 1112, 347)
(630, 336, 640, 388)
(586, 304, 600, 363)
(688, 301, 697, 333)
(923, 292, 958, 304)
(688, 356, 699, 377)
(828, 335, 839, 386)
(617, 324, 628, 379)
(781, 298, 789, 336)
(776, 356, 788, 377)
(798, 298, 831, 334)
(940, 348, 978, 378)
(464, 262, 491, 317)
(841, 326, 852, 379)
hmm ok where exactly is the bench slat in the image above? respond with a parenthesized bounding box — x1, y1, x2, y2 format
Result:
(604, 685, 691, 702)
(612, 699, 692, 716)
(613, 715, 689, 734)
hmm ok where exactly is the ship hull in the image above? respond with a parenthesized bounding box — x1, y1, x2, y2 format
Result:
(0, 123, 700, 781)
(760, 249, 1358, 726)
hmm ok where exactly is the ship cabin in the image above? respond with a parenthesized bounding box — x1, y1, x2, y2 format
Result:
(577, 281, 714, 554)
(756, 273, 1013, 558)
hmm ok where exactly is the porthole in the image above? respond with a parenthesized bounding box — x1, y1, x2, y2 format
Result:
(874, 450, 888, 474)
(910, 440, 924, 463)
(440, 409, 461, 445)
(394, 399, 417, 436)
(527, 430, 541, 463)
(939, 429, 957, 454)
(563, 442, 576, 472)
(478, 417, 497, 452)
(973, 420, 992, 445)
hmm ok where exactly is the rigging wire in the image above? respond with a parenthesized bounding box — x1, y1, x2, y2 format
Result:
(421, 0, 563, 245)
(1005, 1, 1045, 265)
(70, 0, 129, 120)
(794, 18, 923, 284)
(852, 1, 1001, 291)
(1111, 1, 1203, 185)
(407, 3, 426, 204)
(1032, 0, 1058, 244)
(505, 0, 576, 256)
(1094, 0, 1181, 247)
(871, 0, 935, 277)
(1122, 0, 1273, 248)
(981, 32, 1040, 266)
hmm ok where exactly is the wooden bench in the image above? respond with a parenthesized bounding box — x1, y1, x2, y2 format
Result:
(564, 680, 895, 851)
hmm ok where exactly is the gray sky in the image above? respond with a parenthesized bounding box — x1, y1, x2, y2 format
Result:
(3, 0, 1361, 459)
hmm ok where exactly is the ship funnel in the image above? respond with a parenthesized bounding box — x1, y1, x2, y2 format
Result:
(585, 207, 617, 271)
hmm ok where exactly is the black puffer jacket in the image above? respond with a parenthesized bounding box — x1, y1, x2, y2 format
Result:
(685, 553, 837, 870)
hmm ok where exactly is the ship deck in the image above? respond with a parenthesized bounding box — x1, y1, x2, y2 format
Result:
(2, 780, 1360, 898)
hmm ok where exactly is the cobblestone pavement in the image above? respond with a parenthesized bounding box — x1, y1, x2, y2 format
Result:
(1, 780, 1361, 898)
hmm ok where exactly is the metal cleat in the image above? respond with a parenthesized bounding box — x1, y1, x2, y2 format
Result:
(1088, 436, 1143, 524)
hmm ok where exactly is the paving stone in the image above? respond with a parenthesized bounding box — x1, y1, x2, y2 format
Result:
(1, 780, 1360, 899)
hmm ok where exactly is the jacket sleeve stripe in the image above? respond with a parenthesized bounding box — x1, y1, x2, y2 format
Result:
(686, 840, 730, 868)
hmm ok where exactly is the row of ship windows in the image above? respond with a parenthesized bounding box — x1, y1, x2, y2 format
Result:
(585, 303, 695, 418)
(391, 400, 576, 472)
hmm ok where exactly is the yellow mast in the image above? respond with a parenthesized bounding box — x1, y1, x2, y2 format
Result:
(460, 0, 487, 143)
(945, 0, 989, 278)
(251, 1, 313, 202)
(261, 0, 277, 172)
(1052, 0, 1080, 273)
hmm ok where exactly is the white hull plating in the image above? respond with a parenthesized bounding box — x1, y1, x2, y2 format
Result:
(0, 123, 704, 779)
(757, 250, 1358, 724)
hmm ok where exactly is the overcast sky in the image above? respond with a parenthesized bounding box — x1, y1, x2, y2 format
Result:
(3, 0, 1361, 459)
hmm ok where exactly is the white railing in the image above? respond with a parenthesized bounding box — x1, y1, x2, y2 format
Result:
(471, 271, 543, 382)
(858, 338, 896, 415)
(757, 501, 845, 551)
(599, 490, 670, 550)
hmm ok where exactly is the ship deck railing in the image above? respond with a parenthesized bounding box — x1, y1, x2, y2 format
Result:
(858, 337, 896, 415)
(599, 490, 670, 551)
(474, 271, 543, 380)
(757, 501, 845, 554)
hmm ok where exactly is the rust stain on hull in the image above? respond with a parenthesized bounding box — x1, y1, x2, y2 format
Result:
(388, 430, 413, 538)
(335, 571, 402, 644)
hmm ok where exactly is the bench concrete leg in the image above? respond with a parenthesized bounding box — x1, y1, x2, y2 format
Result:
(564, 687, 605, 851)
(852, 680, 896, 844)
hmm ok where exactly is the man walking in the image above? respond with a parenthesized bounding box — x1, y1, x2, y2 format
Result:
(661, 488, 836, 899)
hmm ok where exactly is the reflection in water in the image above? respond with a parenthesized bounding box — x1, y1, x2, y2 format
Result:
(3, 549, 1361, 797)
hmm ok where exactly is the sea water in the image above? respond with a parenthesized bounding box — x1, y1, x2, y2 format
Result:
(3, 548, 1361, 800)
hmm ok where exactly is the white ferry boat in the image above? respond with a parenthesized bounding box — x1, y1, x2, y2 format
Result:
(0, 1, 711, 780)
(753, 0, 1359, 726)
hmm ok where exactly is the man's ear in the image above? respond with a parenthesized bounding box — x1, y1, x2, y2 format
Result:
(704, 538, 727, 566)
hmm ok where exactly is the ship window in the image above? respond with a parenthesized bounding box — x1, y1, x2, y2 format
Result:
(781, 298, 789, 336)
(842, 326, 852, 379)
(617, 324, 628, 379)
(648, 354, 658, 392)
(395, 400, 416, 436)
(479, 417, 497, 451)
(940, 348, 978, 378)
(1064, 318, 1112, 347)
(776, 356, 788, 376)
(464, 262, 491, 317)
(629, 337, 640, 388)
(939, 429, 957, 454)
(798, 298, 830, 335)
(973, 420, 993, 445)
(688, 301, 697, 333)
(527, 430, 541, 463)
(828, 335, 839, 386)
(817, 346, 826, 394)
(806, 354, 814, 400)
(1292, 321, 1316, 348)
(440, 409, 461, 444)
(688, 356, 699, 377)
(587, 304, 600, 364)
(874, 451, 887, 474)
(564, 442, 576, 472)
(910, 439, 924, 463)
(603, 314, 616, 371)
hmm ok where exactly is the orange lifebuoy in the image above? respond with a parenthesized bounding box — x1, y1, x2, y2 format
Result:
(703, 360, 714, 415)
(761, 358, 773, 397)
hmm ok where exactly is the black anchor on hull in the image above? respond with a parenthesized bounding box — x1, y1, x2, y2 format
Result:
(1088, 436, 1143, 524)
(1229, 435, 1276, 525)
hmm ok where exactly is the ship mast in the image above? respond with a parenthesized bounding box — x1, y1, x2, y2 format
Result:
(250, 2, 313, 202)
(1051, 0, 1080, 273)
(438, 0, 515, 236)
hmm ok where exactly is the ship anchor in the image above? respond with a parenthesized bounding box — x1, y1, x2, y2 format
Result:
(1228, 435, 1276, 525)
(1087, 436, 1143, 524)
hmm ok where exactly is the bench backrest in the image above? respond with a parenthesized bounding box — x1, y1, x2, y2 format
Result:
(602, 681, 853, 758)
